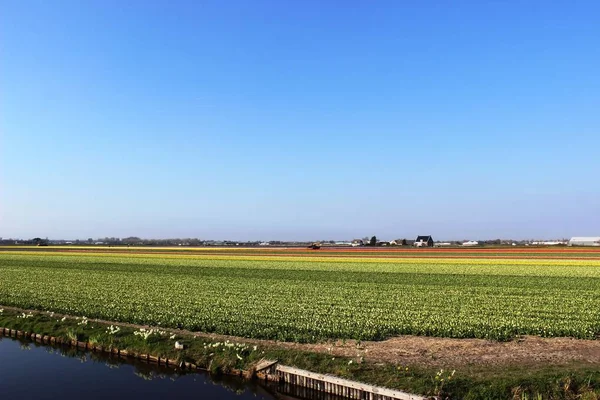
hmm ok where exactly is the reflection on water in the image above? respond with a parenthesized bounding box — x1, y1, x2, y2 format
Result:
(0, 337, 276, 399)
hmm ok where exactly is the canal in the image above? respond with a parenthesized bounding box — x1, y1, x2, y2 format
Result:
(0, 336, 286, 399)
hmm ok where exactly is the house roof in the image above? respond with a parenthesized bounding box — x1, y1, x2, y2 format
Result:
(415, 235, 433, 242)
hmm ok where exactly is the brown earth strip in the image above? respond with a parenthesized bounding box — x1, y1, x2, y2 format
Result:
(2, 248, 600, 260)
(3, 246, 600, 253)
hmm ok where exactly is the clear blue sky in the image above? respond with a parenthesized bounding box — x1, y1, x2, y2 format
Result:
(1, 0, 599, 241)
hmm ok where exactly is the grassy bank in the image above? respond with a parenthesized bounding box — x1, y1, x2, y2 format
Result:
(2, 307, 600, 399)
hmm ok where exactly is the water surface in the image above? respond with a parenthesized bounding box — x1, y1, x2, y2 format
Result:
(0, 337, 280, 399)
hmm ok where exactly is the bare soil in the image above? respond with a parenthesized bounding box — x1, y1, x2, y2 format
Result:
(235, 334, 600, 370)
(317, 335, 600, 368)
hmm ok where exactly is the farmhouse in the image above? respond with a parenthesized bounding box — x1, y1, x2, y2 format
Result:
(414, 235, 433, 247)
(568, 237, 600, 247)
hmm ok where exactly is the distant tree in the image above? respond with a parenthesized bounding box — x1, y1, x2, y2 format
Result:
(402, 239, 407, 246)
(188, 238, 202, 246)
(32, 237, 48, 246)
(88, 238, 93, 244)
(122, 237, 142, 245)
(369, 236, 377, 246)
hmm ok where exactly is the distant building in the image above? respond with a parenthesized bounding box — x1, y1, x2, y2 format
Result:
(434, 242, 452, 247)
(462, 240, 479, 246)
(531, 241, 565, 246)
(568, 237, 600, 247)
(414, 235, 434, 247)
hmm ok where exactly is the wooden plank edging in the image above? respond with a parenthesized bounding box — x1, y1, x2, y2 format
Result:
(276, 364, 427, 400)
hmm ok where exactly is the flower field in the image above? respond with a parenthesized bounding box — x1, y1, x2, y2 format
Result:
(1, 247, 600, 342)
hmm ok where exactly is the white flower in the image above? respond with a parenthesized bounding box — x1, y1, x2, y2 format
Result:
(106, 325, 120, 335)
(133, 328, 156, 340)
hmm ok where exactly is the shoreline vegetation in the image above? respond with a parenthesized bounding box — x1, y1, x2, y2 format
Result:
(2, 306, 600, 399)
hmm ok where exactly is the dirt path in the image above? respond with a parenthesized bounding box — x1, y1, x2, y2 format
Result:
(3, 305, 599, 370)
